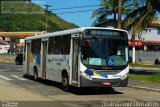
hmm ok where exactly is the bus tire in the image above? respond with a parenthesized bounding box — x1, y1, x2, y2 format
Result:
(33, 67, 38, 81)
(15, 61, 19, 65)
(62, 72, 69, 91)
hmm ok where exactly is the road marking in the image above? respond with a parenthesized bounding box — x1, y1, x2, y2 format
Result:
(0, 75, 12, 81)
(11, 75, 27, 80)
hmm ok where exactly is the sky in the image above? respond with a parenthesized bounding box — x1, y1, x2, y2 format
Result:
(32, 0, 160, 27)
(32, 0, 101, 27)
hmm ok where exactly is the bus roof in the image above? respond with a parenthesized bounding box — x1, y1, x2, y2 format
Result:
(24, 27, 128, 40)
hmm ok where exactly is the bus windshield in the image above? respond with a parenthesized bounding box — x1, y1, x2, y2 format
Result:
(81, 29, 128, 70)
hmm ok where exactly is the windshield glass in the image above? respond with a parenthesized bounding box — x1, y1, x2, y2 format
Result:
(81, 29, 128, 70)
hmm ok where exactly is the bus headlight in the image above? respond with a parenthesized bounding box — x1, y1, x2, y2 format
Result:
(121, 72, 129, 80)
(82, 72, 93, 80)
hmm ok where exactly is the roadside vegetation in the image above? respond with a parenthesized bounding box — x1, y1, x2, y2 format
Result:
(129, 74, 160, 83)
(0, 0, 78, 32)
(129, 63, 160, 68)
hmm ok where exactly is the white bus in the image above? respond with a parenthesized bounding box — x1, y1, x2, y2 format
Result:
(23, 27, 129, 90)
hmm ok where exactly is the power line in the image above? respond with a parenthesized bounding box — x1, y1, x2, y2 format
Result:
(52, 2, 146, 15)
(51, 5, 99, 10)
(55, 9, 95, 15)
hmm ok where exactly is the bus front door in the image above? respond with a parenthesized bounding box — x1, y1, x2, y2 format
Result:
(71, 37, 79, 84)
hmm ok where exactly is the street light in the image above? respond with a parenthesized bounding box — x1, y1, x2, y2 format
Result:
(43, 4, 51, 32)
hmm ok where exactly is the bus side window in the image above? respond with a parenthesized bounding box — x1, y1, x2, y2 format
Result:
(61, 35, 71, 55)
(31, 39, 41, 54)
(48, 36, 61, 54)
(53, 36, 61, 54)
(48, 37, 54, 54)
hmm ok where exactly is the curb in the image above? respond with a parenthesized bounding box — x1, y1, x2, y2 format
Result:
(0, 60, 14, 63)
(128, 85, 160, 93)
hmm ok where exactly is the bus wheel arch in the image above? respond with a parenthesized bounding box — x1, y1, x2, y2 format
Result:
(33, 66, 38, 81)
(61, 70, 69, 91)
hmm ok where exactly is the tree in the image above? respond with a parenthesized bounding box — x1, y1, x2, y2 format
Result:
(123, 0, 160, 64)
(92, 0, 119, 28)
(118, 0, 123, 29)
(92, 0, 129, 28)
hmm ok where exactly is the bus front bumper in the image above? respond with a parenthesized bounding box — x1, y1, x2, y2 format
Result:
(80, 76, 128, 87)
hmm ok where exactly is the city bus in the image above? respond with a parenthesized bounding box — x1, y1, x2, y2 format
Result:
(23, 27, 129, 91)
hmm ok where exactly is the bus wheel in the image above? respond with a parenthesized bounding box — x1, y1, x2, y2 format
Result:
(33, 67, 38, 81)
(62, 73, 69, 91)
(15, 61, 19, 65)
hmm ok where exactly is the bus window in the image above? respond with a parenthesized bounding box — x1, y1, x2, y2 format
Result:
(48, 37, 54, 54)
(53, 36, 61, 54)
(48, 36, 61, 54)
(61, 35, 71, 55)
(31, 39, 41, 54)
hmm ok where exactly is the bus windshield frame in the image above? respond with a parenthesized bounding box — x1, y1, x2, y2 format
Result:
(81, 29, 129, 70)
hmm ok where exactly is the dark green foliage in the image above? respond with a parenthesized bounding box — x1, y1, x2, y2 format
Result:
(0, 1, 78, 32)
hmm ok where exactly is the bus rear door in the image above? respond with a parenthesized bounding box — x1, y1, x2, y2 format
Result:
(24, 40, 31, 74)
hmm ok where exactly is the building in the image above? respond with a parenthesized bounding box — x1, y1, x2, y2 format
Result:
(0, 31, 46, 54)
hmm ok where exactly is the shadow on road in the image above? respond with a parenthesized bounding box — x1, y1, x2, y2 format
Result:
(23, 74, 123, 95)
(129, 69, 160, 75)
(68, 87, 123, 95)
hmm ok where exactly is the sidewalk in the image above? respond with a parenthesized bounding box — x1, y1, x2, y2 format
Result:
(129, 66, 160, 92)
(0, 54, 15, 62)
(0, 79, 52, 101)
(128, 78, 160, 92)
(0, 79, 69, 107)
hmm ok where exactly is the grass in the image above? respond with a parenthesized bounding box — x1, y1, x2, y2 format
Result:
(129, 63, 160, 68)
(129, 74, 160, 83)
(0, 1, 78, 32)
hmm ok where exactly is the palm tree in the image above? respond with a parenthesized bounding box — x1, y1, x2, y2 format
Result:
(118, 0, 123, 29)
(92, 0, 119, 28)
(123, 0, 160, 64)
(123, 0, 157, 36)
(92, 0, 130, 28)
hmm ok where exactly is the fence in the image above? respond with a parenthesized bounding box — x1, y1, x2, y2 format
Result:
(129, 50, 160, 64)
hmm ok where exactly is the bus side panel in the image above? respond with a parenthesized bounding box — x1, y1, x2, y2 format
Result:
(28, 61, 34, 76)
(45, 55, 58, 81)
(45, 55, 70, 83)
(28, 53, 41, 77)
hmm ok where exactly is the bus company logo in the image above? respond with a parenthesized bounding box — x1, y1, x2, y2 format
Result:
(47, 59, 52, 63)
(1, 1, 45, 14)
(113, 75, 121, 78)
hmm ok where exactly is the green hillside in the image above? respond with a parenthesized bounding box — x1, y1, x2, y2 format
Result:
(0, 1, 78, 32)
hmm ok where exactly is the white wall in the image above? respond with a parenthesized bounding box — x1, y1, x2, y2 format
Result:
(141, 28, 160, 41)
(20, 39, 24, 43)
(127, 27, 160, 41)
(0, 45, 10, 54)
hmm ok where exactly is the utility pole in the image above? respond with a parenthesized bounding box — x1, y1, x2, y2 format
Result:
(43, 4, 51, 32)
(118, 0, 123, 29)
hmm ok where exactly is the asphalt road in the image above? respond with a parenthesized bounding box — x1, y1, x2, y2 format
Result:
(0, 62, 160, 107)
